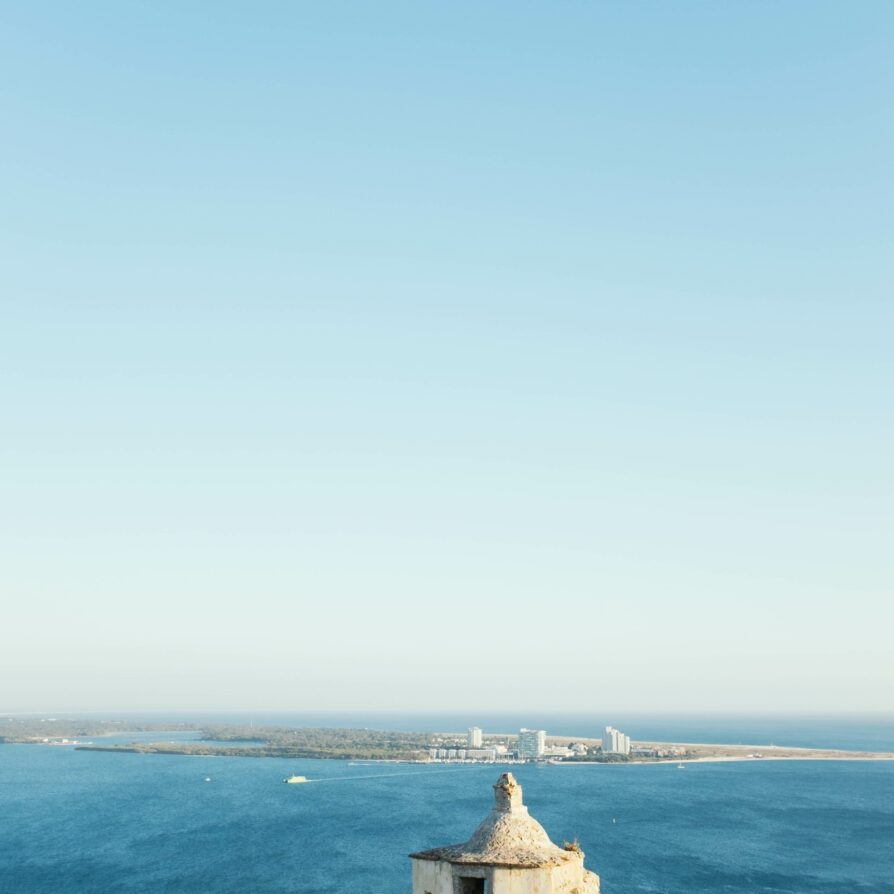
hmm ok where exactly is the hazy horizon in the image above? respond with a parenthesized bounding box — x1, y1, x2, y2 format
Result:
(3, 4, 892, 715)
(4, 708, 893, 720)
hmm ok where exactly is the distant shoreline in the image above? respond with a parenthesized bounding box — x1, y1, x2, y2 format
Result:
(629, 739, 894, 762)
(67, 741, 894, 763)
(5, 718, 894, 764)
(554, 738, 894, 763)
(555, 753, 894, 764)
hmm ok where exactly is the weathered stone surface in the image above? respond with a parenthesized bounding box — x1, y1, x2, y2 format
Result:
(410, 773, 600, 893)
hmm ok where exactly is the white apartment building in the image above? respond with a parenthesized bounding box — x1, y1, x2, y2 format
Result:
(517, 728, 546, 759)
(468, 726, 483, 748)
(603, 726, 631, 755)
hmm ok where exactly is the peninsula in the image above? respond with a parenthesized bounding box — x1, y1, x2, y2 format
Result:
(3, 717, 892, 764)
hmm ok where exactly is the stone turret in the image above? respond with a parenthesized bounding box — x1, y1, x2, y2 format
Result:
(410, 773, 600, 893)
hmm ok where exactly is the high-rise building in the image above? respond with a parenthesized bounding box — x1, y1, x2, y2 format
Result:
(517, 728, 546, 759)
(603, 726, 631, 755)
(602, 726, 617, 753)
(468, 726, 483, 749)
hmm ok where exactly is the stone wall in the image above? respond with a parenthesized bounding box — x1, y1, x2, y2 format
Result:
(411, 858, 600, 894)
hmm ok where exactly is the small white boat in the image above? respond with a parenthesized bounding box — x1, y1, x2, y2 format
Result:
(283, 775, 308, 784)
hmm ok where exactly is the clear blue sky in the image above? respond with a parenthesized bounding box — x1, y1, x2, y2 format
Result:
(2, 2, 891, 713)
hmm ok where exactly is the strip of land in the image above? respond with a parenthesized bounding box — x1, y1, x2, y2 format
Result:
(540, 733, 894, 762)
(553, 739, 894, 763)
(3, 717, 892, 763)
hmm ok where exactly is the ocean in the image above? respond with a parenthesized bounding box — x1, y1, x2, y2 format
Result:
(1, 715, 893, 893)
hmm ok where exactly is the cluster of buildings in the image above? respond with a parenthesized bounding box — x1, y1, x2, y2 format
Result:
(428, 746, 506, 761)
(428, 722, 639, 764)
(428, 727, 506, 761)
(429, 726, 589, 763)
(515, 729, 586, 760)
(631, 745, 687, 758)
(602, 726, 631, 755)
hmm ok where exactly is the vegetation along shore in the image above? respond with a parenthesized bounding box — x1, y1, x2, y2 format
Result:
(3, 717, 892, 763)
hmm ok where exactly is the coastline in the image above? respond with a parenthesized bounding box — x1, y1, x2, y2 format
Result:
(555, 753, 894, 765)
(6, 719, 893, 764)
(66, 741, 894, 763)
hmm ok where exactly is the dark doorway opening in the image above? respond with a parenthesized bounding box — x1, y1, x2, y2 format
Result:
(457, 878, 486, 894)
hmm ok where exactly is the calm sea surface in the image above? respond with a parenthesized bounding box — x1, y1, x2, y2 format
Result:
(1, 716, 893, 893)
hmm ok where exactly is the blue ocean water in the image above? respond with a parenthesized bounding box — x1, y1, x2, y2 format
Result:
(1, 717, 893, 893)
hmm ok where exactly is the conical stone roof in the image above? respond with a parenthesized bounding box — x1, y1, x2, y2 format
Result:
(411, 773, 574, 868)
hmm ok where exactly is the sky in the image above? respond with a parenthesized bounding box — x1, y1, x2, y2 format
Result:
(1, 2, 891, 714)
